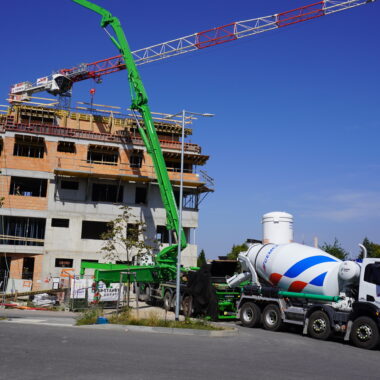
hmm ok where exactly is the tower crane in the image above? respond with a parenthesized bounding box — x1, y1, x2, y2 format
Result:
(9, 0, 376, 102)
(6, 0, 377, 319)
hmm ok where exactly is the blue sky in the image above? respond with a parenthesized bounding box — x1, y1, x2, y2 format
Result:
(1, 1, 379, 258)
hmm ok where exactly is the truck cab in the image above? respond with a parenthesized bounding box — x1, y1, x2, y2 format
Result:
(358, 259, 380, 304)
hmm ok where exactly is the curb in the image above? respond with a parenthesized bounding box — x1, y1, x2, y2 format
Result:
(1, 318, 238, 337)
(78, 323, 238, 337)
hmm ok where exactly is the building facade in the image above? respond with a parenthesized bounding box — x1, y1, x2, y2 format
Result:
(0, 104, 211, 291)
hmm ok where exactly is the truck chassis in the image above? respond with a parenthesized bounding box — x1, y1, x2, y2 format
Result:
(238, 285, 380, 350)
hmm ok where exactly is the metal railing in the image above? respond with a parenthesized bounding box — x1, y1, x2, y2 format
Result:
(56, 156, 200, 180)
(0, 117, 201, 153)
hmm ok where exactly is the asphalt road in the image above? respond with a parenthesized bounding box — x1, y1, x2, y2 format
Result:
(1, 313, 379, 380)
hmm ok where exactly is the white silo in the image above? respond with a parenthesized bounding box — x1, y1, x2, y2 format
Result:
(262, 211, 293, 245)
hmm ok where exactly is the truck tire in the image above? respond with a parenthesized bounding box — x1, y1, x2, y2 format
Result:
(182, 295, 193, 318)
(262, 304, 283, 332)
(351, 316, 379, 350)
(308, 310, 332, 340)
(144, 285, 157, 306)
(137, 284, 148, 302)
(240, 302, 261, 328)
(163, 291, 172, 311)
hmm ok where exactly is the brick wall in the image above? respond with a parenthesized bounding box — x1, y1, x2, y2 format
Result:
(8, 254, 44, 290)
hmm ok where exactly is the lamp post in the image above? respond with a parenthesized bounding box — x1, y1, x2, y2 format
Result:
(165, 110, 214, 321)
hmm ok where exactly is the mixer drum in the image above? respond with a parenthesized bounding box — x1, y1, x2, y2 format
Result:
(247, 243, 342, 297)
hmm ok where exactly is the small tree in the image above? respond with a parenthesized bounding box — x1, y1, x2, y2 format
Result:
(100, 205, 154, 263)
(197, 249, 207, 267)
(227, 243, 248, 260)
(321, 238, 348, 260)
(358, 237, 380, 259)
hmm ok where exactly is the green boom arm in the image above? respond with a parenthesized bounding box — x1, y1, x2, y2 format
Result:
(72, 0, 186, 266)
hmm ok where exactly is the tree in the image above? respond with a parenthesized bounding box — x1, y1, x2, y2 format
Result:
(227, 243, 248, 260)
(321, 238, 348, 260)
(100, 205, 154, 263)
(358, 237, 380, 259)
(197, 249, 207, 267)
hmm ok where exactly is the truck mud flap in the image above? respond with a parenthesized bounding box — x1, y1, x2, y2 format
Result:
(344, 320, 353, 341)
(303, 318, 309, 335)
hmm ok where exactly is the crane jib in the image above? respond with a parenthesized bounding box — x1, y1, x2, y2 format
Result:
(9, 0, 376, 99)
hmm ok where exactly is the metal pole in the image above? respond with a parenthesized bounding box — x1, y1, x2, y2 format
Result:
(175, 110, 186, 321)
(116, 272, 122, 315)
(127, 273, 130, 309)
(134, 273, 139, 317)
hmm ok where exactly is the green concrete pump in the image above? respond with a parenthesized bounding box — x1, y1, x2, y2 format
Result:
(73, 0, 186, 284)
(73, 0, 240, 319)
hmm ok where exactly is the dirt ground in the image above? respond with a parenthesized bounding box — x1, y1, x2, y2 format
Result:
(103, 291, 186, 321)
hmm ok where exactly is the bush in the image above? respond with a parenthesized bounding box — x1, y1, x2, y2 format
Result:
(108, 310, 222, 330)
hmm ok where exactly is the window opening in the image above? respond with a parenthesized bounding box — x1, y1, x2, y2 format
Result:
(22, 257, 35, 280)
(9, 177, 47, 197)
(135, 187, 147, 204)
(87, 145, 118, 165)
(61, 180, 79, 190)
(55, 258, 73, 268)
(173, 190, 198, 210)
(57, 141, 76, 153)
(51, 218, 70, 228)
(81, 221, 109, 240)
(156, 225, 174, 244)
(13, 135, 45, 158)
(127, 223, 139, 241)
(130, 153, 143, 168)
(92, 183, 123, 203)
(165, 160, 192, 173)
(0, 216, 46, 246)
(0, 256, 11, 288)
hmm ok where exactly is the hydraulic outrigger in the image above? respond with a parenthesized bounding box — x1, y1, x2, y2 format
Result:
(73, 0, 186, 283)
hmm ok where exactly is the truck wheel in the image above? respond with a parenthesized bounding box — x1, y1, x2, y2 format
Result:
(308, 310, 332, 340)
(262, 304, 283, 332)
(163, 291, 172, 311)
(351, 316, 379, 350)
(144, 285, 156, 306)
(137, 284, 147, 302)
(182, 295, 193, 318)
(171, 292, 177, 310)
(240, 302, 261, 328)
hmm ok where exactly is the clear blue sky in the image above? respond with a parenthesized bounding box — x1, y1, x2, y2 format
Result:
(1, 1, 379, 258)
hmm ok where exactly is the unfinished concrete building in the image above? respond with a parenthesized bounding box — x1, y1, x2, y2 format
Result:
(0, 102, 212, 291)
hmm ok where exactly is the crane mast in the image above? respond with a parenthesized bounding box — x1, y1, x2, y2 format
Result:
(9, 0, 376, 101)
(72, 0, 186, 269)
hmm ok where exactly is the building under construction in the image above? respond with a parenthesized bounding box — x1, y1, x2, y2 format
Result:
(0, 101, 212, 291)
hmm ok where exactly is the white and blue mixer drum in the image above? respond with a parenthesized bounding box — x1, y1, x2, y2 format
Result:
(245, 243, 343, 297)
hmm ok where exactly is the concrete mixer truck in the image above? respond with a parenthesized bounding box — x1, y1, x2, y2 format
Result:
(227, 235, 380, 349)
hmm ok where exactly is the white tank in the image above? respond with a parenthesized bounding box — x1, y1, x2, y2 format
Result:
(244, 242, 343, 296)
(262, 212, 293, 245)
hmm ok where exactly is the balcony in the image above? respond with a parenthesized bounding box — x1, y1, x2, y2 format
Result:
(55, 156, 203, 186)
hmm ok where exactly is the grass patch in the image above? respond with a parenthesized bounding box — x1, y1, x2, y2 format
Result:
(0, 317, 7, 321)
(76, 307, 103, 326)
(108, 310, 223, 330)
(76, 308, 225, 331)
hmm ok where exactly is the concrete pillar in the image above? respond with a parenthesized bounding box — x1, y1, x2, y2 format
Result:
(32, 255, 43, 291)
